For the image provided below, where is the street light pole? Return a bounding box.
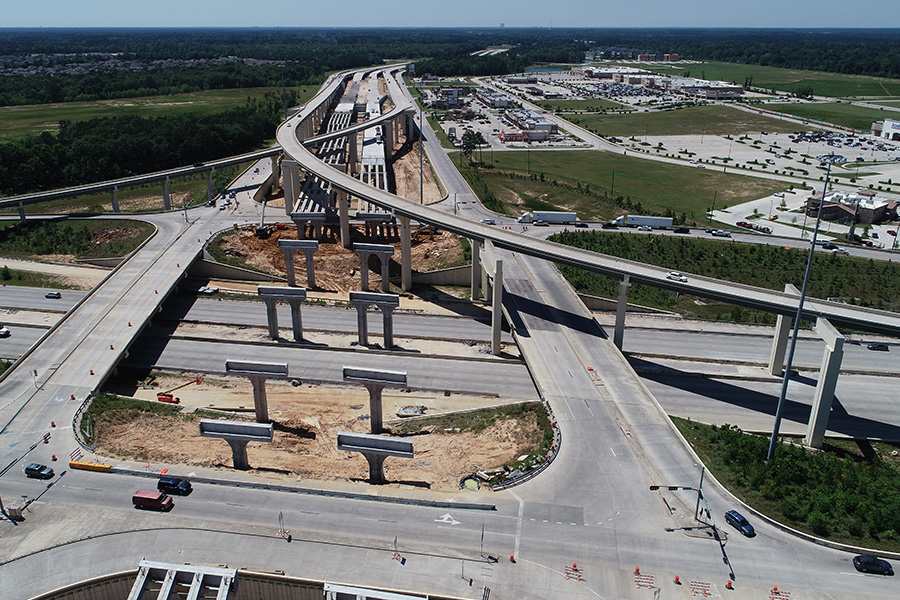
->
[419,106,424,205]
[766,153,836,463]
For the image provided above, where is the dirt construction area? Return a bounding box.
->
[101,374,543,493]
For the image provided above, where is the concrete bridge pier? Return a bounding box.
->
[342,367,408,434]
[162,177,172,211]
[225,360,289,423]
[18,201,26,223]
[769,284,800,375]
[363,453,388,484]
[470,239,482,301]
[613,276,631,350]
[348,134,359,175]
[338,189,351,248]
[805,318,845,448]
[270,155,281,191]
[258,286,307,342]
[282,160,301,216]
[349,291,400,349]
[111,185,120,213]
[278,239,319,288]
[205,169,215,204]
[398,216,412,291]
[491,259,503,356]
[353,243,394,292]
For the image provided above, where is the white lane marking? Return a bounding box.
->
[510,490,524,559]
[434,513,460,526]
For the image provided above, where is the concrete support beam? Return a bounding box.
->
[270,155,281,191]
[278,239,319,288]
[470,239,482,301]
[206,169,216,204]
[805,318,845,448]
[491,259,503,356]
[342,367,408,434]
[224,360,288,423]
[349,290,400,349]
[162,177,172,211]
[613,276,631,350]
[338,189,351,248]
[769,284,800,375]
[111,185,120,213]
[18,201,25,223]
[200,418,274,470]
[282,160,301,216]
[258,286,308,342]
[399,216,412,291]
[353,243,394,292]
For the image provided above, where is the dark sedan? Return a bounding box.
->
[24,463,55,479]
[853,555,893,575]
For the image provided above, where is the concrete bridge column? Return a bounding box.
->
[613,276,631,350]
[399,216,412,291]
[18,201,26,223]
[470,239,482,301]
[206,169,216,204]
[111,185,120,213]
[384,120,394,160]
[380,304,397,349]
[362,452,388,484]
[491,259,503,356]
[805,318,845,448]
[271,155,281,191]
[355,302,370,346]
[363,383,386,434]
[226,439,251,470]
[162,177,172,211]
[287,299,304,342]
[283,160,301,216]
[348,134,359,175]
[769,284,800,375]
[261,297,279,339]
[357,250,372,291]
[247,374,271,423]
[300,248,316,288]
[338,189,351,248]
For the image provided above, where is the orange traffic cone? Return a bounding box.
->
[674,575,681,585]
[726,580,733,590]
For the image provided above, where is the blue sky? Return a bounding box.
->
[6,1,900,28]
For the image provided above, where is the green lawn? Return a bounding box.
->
[566,105,800,137]
[764,102,892,131]
[459,150,786,223]
[637,61,900,99]
[535,98,623,112]
[0,86,319,142]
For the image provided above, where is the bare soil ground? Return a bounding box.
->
[215,226,465,294]
[100,374,538,492]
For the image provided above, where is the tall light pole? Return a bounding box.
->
[767,153,836,462]
[419,106,424,204]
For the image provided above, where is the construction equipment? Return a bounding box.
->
[156,375,204,404]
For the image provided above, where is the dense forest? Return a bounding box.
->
[2,28,899,106]
[0,91,292,195]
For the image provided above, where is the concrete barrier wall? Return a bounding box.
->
[410,265,470,286]
[28,571,136,600]
[189,258,286,283]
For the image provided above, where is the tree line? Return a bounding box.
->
[0,91,293,196]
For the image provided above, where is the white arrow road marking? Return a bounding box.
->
[434,513,460,525]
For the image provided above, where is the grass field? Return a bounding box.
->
[535,98,623,112]
[638,61,900,99]
[0,86,319,142]
[459,149,786,223]
[561,104,799,138]
[764,102,893,131]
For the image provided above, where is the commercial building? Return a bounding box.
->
[475,89,513,108]
[505,109,558,135]
[872,118,900,141]
[806,189,896,224]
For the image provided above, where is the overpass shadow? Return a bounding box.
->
[502,290,608,340]
[630,356,900,442]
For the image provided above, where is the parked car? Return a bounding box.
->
[24,463,54,479]
[0,324,10,338]
[666,271,688,283]
[853,555,893,575]
[724,510,755,537]
[867,343,889,352]
[44,291,62,299]
[157,476,192,496]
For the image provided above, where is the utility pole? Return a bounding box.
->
[419,106,424,204]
